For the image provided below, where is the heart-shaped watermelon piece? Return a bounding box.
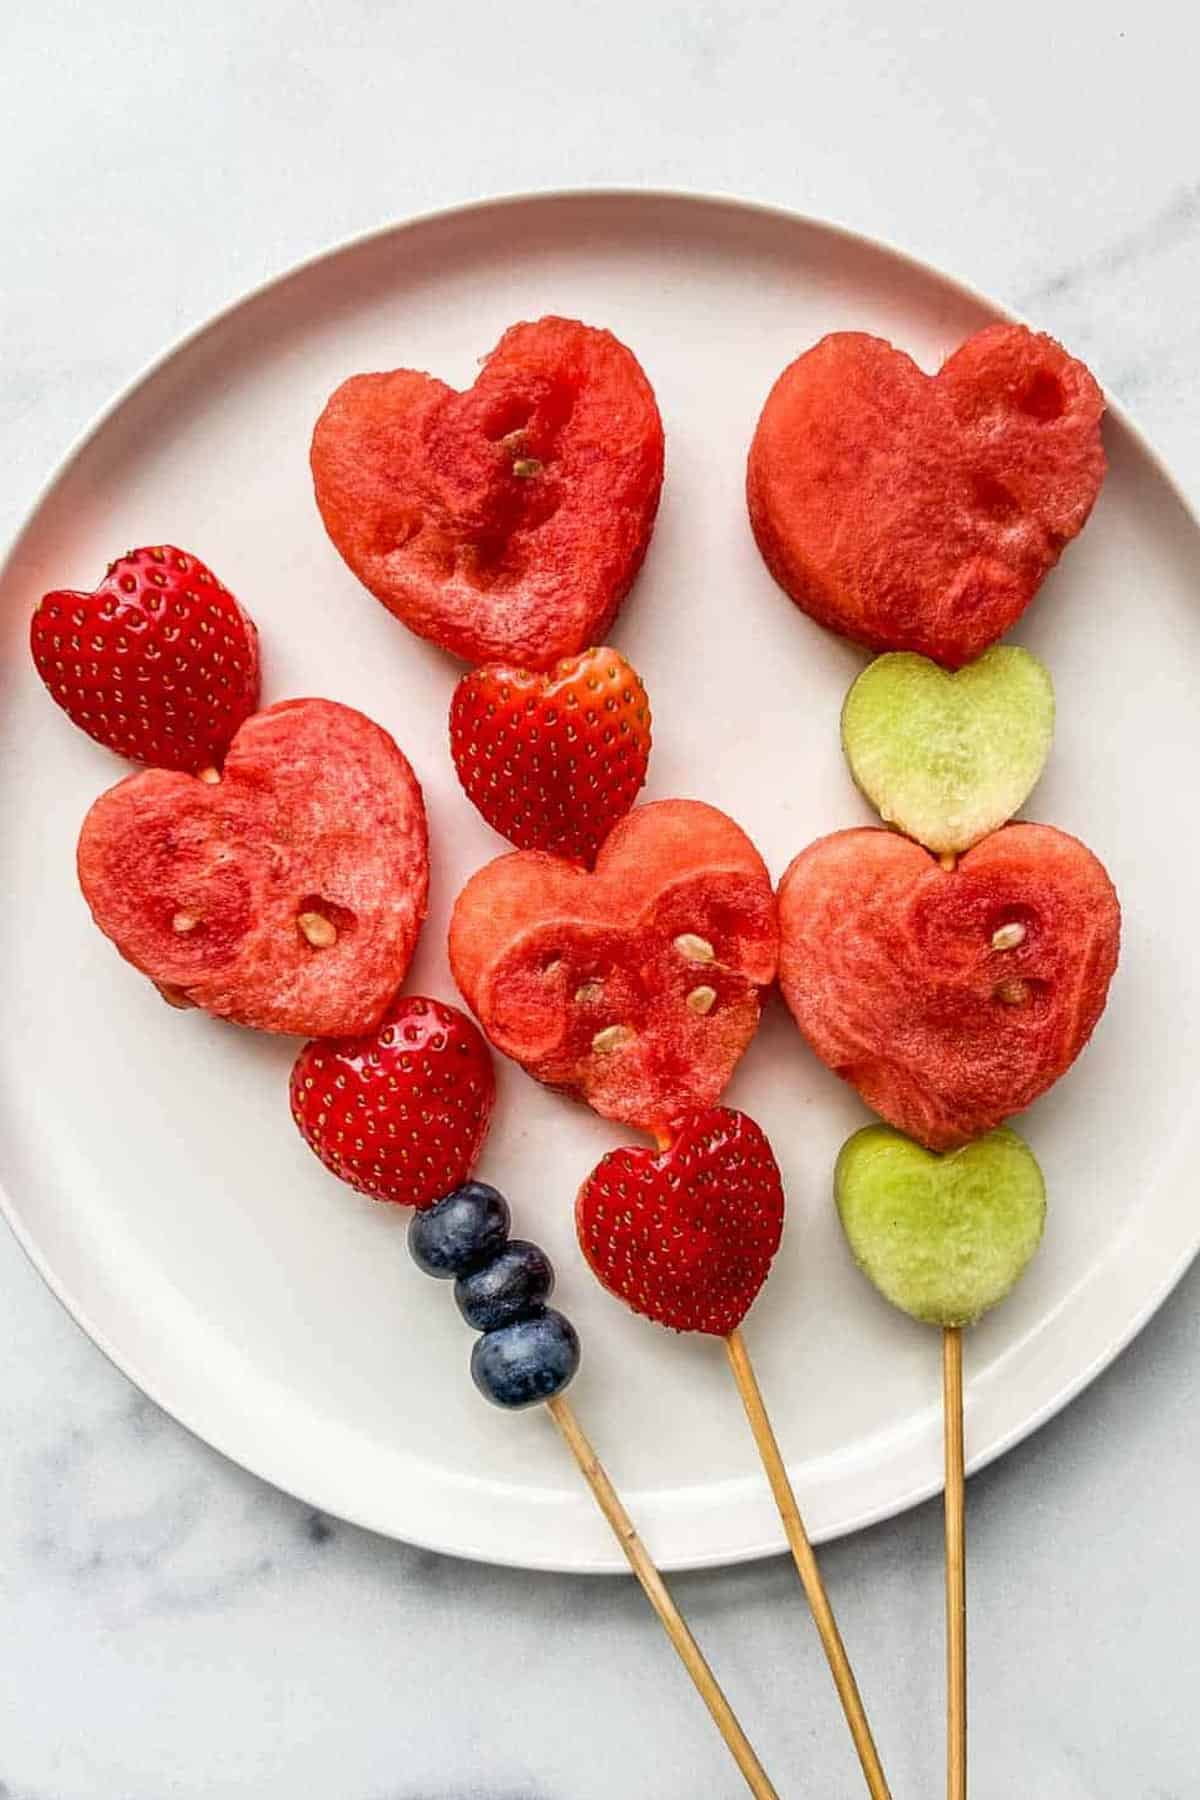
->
[311,315,665,670]
[77,698,428,1037]
[748,325,1106,668]
[577,1106,785,1335]
[778,823,1120,1150]
[448,799,778,1132]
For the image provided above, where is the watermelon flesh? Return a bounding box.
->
[311,315,665,670]
[747,324,1106,668]
[777,823,1120,1149]
[449,799,778,1133]
[77,698,429,1037]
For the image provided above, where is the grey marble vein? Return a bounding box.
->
[1019,179,1200,309]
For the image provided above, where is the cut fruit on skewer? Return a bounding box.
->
[449,798,778,1134]
[578,1105,892,1799]
[834,1126,1046,1327]
[290,1002,779,1800]
[449,645,652,868]
[747,323,1106,668]
[834,1122,1048,1799]
[311,315,665,670]
[777,822,1120,1151]
[77,698,429,1038]
[841,647,1055,856]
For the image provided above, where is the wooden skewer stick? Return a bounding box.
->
[724,1329,892,1800]
[943,1326,967,1800]
[545,1393,780,1800]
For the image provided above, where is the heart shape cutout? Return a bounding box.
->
[778,823,1120,1150]
[449,799,778,1132]
[77,698,428,1037]
[449,645,651,867]
[748,324,1106,668]
[841,646,1054,854]
[576,1107,785,1335]
[835,1125,1046,1327]
[311,315,665,670]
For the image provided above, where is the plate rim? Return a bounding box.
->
[2,184,1197,1573]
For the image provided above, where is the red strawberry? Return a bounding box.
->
[576,1107,784,1336]
[449,647,651,866]
[31,545,260,772]
[290,996,495,1208]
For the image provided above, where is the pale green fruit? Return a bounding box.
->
[834,1126,1046,1327]
[841,647,1055,854]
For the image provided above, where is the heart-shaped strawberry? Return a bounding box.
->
[748,325,1106,668]
[311,316,665,670]
[31,544,260,772]
[449,799,778,1132]
[449,646,651,866]
[77,698,428,1037]
[576,1107,785,1335]
[291,995,495,1208]
[841,646,1055,854]
[778,823,1120,1150]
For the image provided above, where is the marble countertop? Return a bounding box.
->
[3,3,1199,1795]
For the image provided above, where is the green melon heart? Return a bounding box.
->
[841,647,1054,854]
[834,1125,1046,1327]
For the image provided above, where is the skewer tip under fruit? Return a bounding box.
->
[289,995,777,1797]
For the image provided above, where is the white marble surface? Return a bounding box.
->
[2,2,1200,1794]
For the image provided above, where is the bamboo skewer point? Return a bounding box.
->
[545,1392,780,1800]
[724,1328,892,1800]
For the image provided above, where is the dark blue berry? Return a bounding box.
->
[407,1182,510,1279]
[455,1240,554,1331]
[470,1310,580,1409]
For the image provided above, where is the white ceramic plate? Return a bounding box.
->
[2,191,1197,1573]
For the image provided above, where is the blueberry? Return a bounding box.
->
[407,1182,510,1279]
[470,1310,580,1409]
[455,1240,554,1331]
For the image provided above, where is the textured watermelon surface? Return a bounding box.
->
[748,324,1106,667]
[311,315,665,669]
[77,698,428,1037]
[778,823,1120,1149]
[449,799,778,1133]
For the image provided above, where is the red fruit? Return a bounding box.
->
[576,1107,784,1335]
[449,799,778,1133]
[777,823,1120,1150]
[449,646,651,866]
[311,316,665,669]
[290,995,495,1208]
[748,325,1106,668]
[31,545,260,771]
[77,698,428,1037]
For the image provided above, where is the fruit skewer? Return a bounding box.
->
[578,1106,892,1800]
[292,999,780,1800]
[779,625,1120,1796]
[447,647,888,1794]
[835,1123,1047,1800]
